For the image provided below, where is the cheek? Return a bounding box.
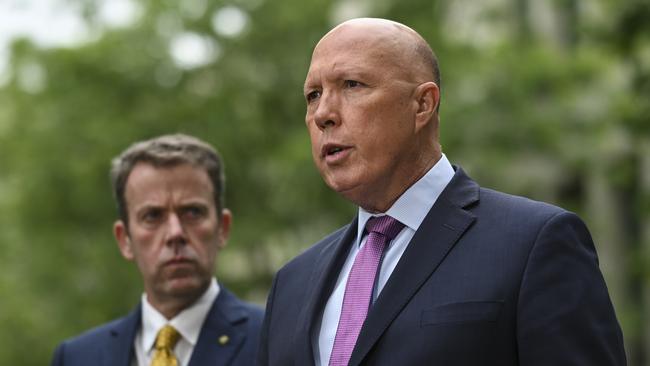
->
[129,231,157,257]
[134,247,160,276]
[193,225,222,252]
[307,128,320,152]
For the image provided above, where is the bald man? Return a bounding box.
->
[258,18,626,366]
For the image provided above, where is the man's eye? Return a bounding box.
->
[141,210,162,223]
[306,90,321,103]
[344,80,362,88]
[182,206,206,220]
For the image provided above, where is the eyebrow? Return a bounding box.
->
[134,202,163,211]
[303,81,317,93]
[178,201,210,209]
[304,68,375,92]
[303,73,321,91]
[132,204,163,219]
[134,198,209,210]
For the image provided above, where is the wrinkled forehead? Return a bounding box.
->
[306,27,409,81]
[307,19,422,81]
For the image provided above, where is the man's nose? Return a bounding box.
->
[313,91,341,131]
[165,213,187,245]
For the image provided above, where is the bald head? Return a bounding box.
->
[303,18,443,212]
[315,18,440,88]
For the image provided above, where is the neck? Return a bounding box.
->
[357,151,441,213]
[153,302,189,320]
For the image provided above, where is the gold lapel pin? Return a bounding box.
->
[218,334,230,346]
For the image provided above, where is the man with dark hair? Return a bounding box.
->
[52,134,263,366]
[258,18,626,365]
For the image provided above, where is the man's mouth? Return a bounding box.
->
[322,143,351,158]
[165,257,193,266]
[330,147,343,154]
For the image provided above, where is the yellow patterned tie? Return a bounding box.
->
[151,325,180,366]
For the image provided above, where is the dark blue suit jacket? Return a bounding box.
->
[258,167,626,365]
[52,287,263,366]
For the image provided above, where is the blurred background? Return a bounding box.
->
[0,0,648,364]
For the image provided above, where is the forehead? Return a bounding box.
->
[305,28,407,84]
[125,163,214,205]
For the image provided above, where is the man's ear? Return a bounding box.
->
[114,220,134,261]
[414,81,440,131]
[217,208,232,249]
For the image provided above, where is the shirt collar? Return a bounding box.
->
[141,278,220,353]
[356,153,455,245]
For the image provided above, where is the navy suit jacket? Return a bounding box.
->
[258,167,626,365]
[52,287,263,366]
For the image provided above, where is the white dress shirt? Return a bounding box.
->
[313,154,455,366]
[132,278,220,366]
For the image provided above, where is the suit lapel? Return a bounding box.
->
[349,167,479,366]
[292,220,359,366]
[106,306,141,366]
[188,288,249,366]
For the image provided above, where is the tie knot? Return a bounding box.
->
[155,325,180,350]
[365,216,405,241]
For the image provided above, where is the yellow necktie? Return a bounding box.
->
[151,325,180,366]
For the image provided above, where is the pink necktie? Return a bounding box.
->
[329,216,405,366]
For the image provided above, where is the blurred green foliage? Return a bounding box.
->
[0,0,649,364]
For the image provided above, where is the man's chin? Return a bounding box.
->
[323,173,358,194]
[164,277,209,298]
[326,178,366,204]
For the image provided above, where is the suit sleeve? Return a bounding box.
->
[50,342,65,366]
[516,211,626,365]
[257,271,279,366]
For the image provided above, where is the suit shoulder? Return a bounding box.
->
[478,187,567,219]
[216,286,264,330]
[51,314,134,365]
[243,299,265,317]
[472,187,594,248]
[239,298,265,325]
[59,316,126,348]
[238,299,264,349]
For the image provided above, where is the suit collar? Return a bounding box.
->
[104,287,251,366]
[292,221,359,366]
[188,287,250,366]
[141,279,220,352]
[106,306,141,366]
[356,153,456,243]
[349,166,479,365]
[440,166,480,209]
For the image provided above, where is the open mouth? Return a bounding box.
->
[328,147,344,155]
[322,144,350,158]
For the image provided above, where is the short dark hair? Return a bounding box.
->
[411,40,442,112]
[415,41,441,90]
[110,134,225,227]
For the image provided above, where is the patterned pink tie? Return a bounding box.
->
[329,215,405,366]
